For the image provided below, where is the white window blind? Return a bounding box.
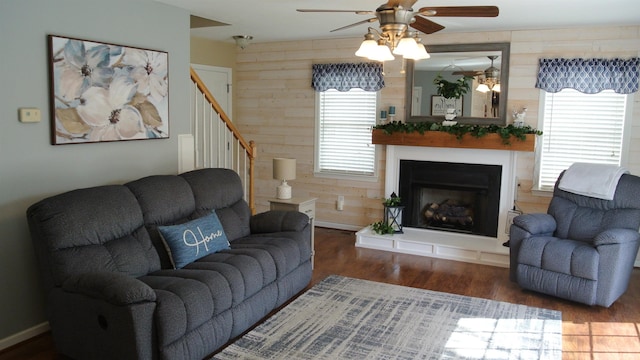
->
[316,89,377,177]
[536,89,627,190]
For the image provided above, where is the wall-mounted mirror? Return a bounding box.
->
[405,42,510,125]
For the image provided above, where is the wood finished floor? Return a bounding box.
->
[2,227,639,359]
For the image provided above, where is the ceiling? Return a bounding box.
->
[155,0,640,44]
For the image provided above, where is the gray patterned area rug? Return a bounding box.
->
[214,275,562,359]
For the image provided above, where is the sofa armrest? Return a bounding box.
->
[250,210,309,234]
[594,228,640,246]
[513,213,557,235]
[62,272,156,306]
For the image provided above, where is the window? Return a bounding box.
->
[315,89,378,178]
[534,89,629,191]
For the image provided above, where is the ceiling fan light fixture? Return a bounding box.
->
[403,36,430,60]
[355,32,378,58]
[476,83,491,93]
[492,83,501,92]
[232,35,253,50]
[369,39,395,62]
[392,34,417,55]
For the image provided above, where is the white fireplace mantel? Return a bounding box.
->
[356,145,518,267]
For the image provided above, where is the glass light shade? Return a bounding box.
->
[404,43,430,60]
[393,37,417,55]
[492,83,501,92]
[369,42,394,62]
[355,39,378,58]
[476,83,490,93]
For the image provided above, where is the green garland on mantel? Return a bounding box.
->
[373,121,543,145]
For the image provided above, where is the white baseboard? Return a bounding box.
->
[315,221,362,232]
[0,322,49,352]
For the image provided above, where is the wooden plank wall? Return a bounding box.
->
[234,25,640,228]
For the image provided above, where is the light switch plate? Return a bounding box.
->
[19,108,41,123]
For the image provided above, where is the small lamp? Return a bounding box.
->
[273,158,296,199]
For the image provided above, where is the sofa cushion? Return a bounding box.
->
[26,185,161,288]
[158,212,230,269]
[230,235,303,278]
[126,175,198,269]
[180,168,252,241]
[138,273,230,349]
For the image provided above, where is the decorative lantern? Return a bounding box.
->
[383,192,404,234]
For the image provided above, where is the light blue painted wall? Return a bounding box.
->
[0,0,190,340]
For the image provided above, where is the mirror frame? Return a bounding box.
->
[404,42,510,125]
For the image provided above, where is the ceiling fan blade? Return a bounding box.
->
[297,9,375,15]
[331,18,378,32]
[453,71,484,76]
[410,16,445,34]
[418,6,499,17]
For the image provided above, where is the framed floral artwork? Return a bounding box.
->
[48,35,169,144]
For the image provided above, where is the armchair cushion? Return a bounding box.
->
[158,211,230,269]
[519,237,599,280]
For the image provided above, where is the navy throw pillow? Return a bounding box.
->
[158,211,230,269]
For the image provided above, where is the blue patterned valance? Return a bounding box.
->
[312,62,385,92]
[535,58,640,94]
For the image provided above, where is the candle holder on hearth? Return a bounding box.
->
[383,192,404,234]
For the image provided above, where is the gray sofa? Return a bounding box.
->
[509,171,640,307]
[27,168,313,359]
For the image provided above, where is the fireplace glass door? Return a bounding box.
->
[399,160,501,237]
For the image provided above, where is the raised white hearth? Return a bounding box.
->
[356,226,509,267]
[356,144,518,268]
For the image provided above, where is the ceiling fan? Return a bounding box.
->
[453,56,501,78]
[451,55,501,92]
[297,1,499,36]
[297,1,499,61]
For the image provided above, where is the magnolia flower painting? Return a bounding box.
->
[48,35,169,144]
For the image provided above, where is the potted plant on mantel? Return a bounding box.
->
[433,74,474,125]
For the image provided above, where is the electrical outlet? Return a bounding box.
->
[505,209,522,234]
[337,195,344,211]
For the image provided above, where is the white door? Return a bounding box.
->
[411,87,422,116]
[190,64,233,168]
[191,64,232,117]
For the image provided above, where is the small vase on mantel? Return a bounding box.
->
[443,108,457,126]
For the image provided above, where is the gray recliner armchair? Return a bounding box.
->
[509,170,640,307]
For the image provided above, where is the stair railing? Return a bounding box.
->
[189,67,257,213]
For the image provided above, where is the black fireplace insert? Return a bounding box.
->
[399,160,501,237]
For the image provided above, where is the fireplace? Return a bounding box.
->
[356,144,516,267]
[399,160,501,237]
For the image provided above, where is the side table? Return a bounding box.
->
[268,197,317,268]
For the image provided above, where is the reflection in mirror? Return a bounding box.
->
[405,42,510,125]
